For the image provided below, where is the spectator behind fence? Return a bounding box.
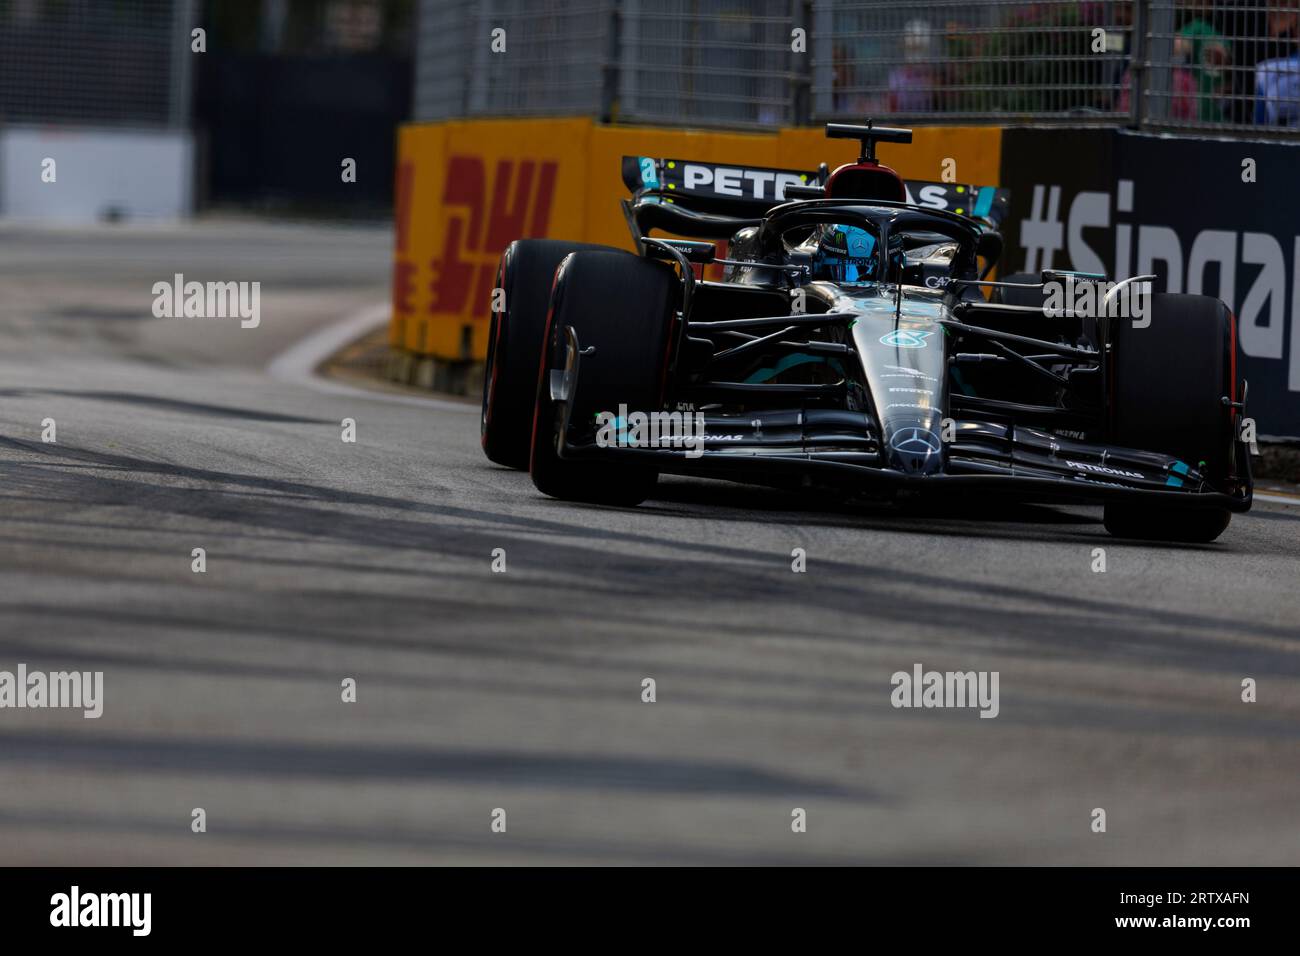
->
[1116,4,1227,122]
[1255,52,1300,124]
[1117,60,1200,120]
[1177,14,1231,121]
[887,20,937,114]
[1219,0,1300,123]
[1087,0,1134,113]
[1253,2,1300,124]
[832,42,875,117]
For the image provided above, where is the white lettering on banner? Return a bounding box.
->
[1020,178,1300,392]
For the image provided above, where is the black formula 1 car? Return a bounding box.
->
[481,123,1253,542]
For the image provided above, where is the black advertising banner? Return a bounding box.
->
[999,128,1300,439]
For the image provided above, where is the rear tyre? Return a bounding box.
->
[529,251,678,506]
[1103,292,1235,543]
[482,239,623,469]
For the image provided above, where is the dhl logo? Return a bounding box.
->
[392,155,558,322]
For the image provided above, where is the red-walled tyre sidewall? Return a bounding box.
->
[481,239,625,469]
[529,251,678,506]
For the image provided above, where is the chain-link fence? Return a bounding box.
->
[415,0,612,119]
[414,0,1300,134]
[0,0,194,127]
[1141,0,1300,130]
[813,0,1131,122]
[617,0,795,126]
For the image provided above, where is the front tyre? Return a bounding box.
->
[1102,505,1231,544]
[1103,293,1236,543]
[482,239,624,469]
[529,251,678,506]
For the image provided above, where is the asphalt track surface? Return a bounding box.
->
[1,222,1298,865]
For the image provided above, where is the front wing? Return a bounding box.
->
[551,400,1254,512]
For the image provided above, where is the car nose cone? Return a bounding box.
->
[888,425,944,474]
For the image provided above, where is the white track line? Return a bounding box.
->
[266,302,475,412]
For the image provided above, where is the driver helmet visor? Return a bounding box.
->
[812,224,879,283]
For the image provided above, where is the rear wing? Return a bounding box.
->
[621,155,1010,231]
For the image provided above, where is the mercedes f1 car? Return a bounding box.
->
[481,123,1252,542]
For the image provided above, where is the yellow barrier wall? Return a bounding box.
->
[390,118,1002,361]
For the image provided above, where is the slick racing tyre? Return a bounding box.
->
[529,250,677,506]
[482,239,624,469]
[1104,292,1235,543]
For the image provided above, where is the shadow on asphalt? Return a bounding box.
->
[2,437,1297,697]
[0,730,873,801]
[0,389,333,424]
[0,808,936,865]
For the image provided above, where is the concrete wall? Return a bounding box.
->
[0,126,194,223]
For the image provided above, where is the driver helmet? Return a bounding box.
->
[810,224,878,283]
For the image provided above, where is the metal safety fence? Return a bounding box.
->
[814,0,1131,122]
[414,0,1300,135]
[617,0,795,126]
[415,0,612,119]
[0,0,194,127]
[1142,0,1300,129]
